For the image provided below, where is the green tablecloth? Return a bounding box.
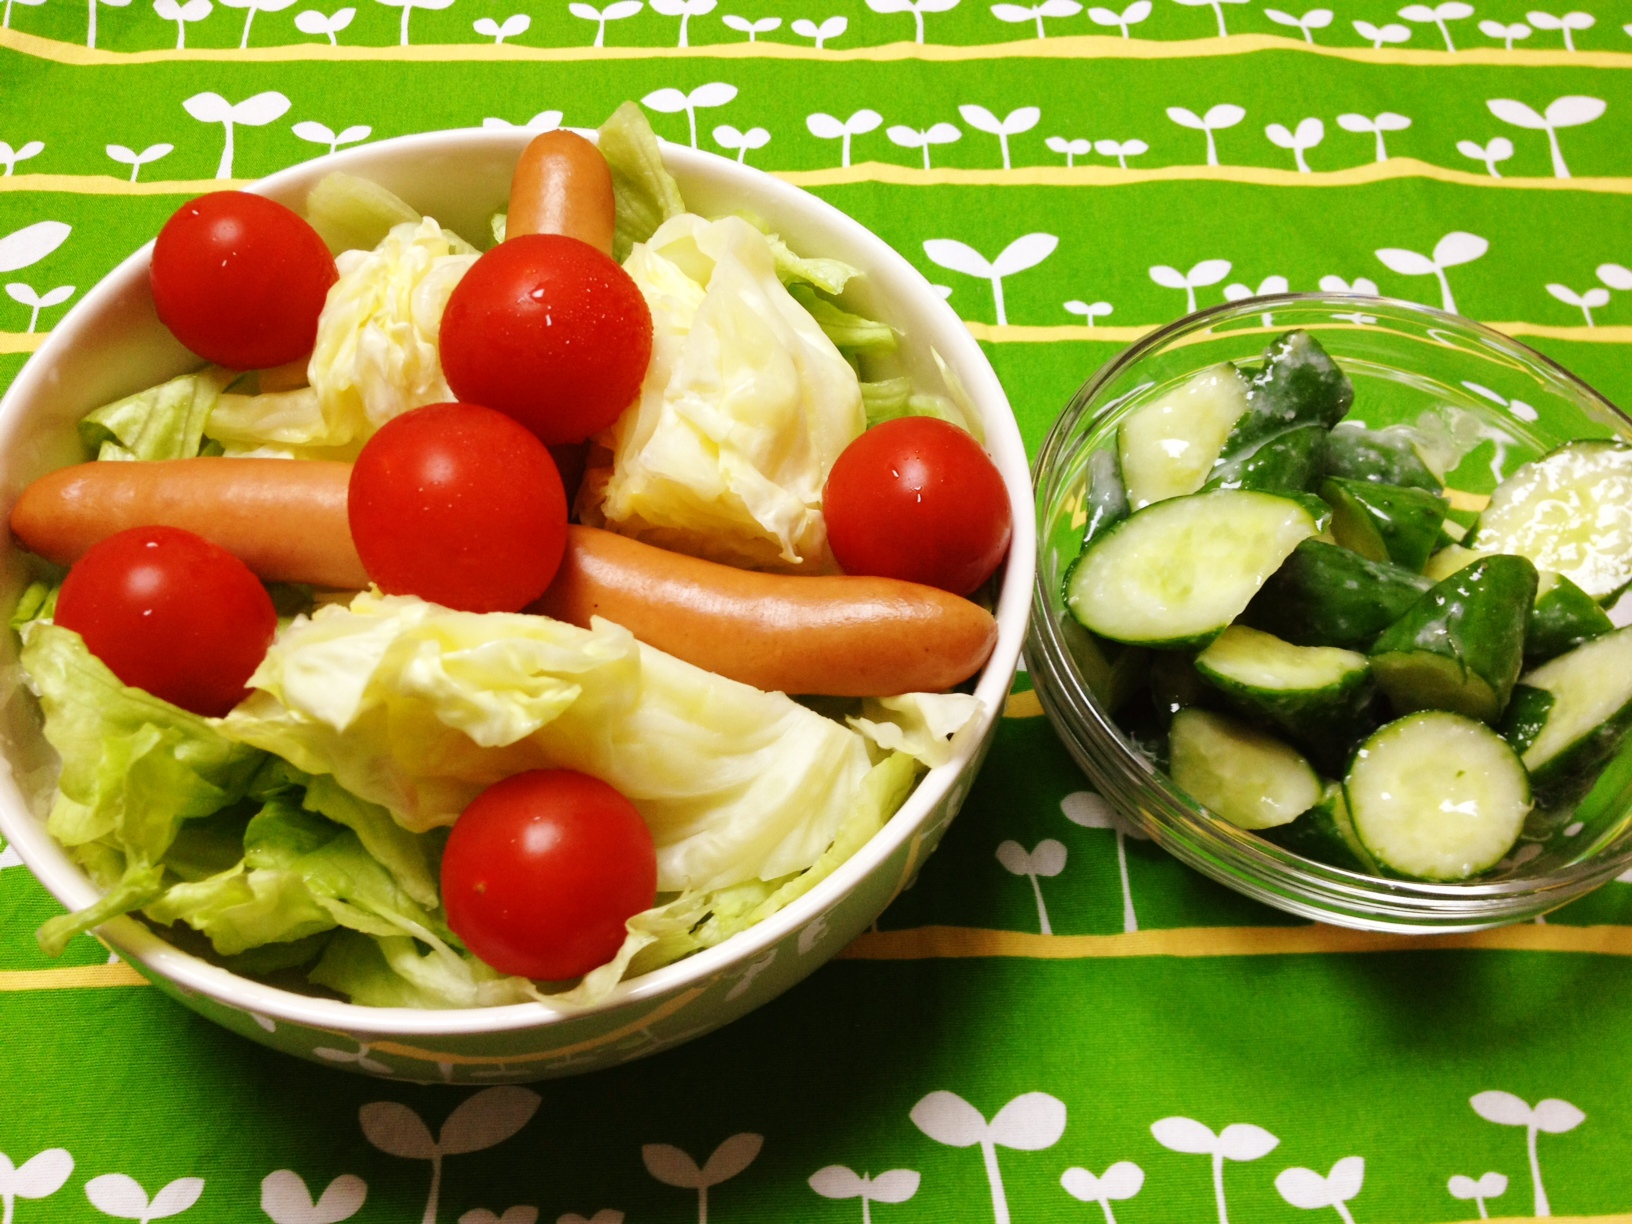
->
[4,8,1632,1222]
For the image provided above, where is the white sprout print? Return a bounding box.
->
[1167,104,1243,166]
[1398,1,1472,50]
[1061,790,1145,931]
[642,1134,762,1224]
[1150,1117,1279,1224]
[910,1091,1067,1224]
[1447,1172,1508,1219]
[1060,1163,1143,1224]
[184,90,292,179]
[1527,9,1593,50]
[1352,17,1408,45]
[1225,275,1288,325]
[556,1212,622,1224]
[106,142,172,180]
[889,122,961,168]
[808,1167,920,1223]
[1487,96,1605,179]
[959,104,1038,169]
[86,0,131,50]
[1266,117,1323,172]
[153,0,211,50]
[0,141,42,176]
[293,6,354,40]
[1336,111,1409,161]
[1172,0,1246,38]
[712,124,770,163]
[1319,274,1379,295]
[0,222,70,289]
[473,13,529,39]
[1275,1157,1365,1224]
[990,0,1079,37]
[807,109,882,166]
[1264,6,1330,42]
[293,120,370,155]
[6,283,73,331]
[1374,231,1487,313]
[1599,261,1632,296]
[85,1176,204,1224]
[1149,258,1231,313]
[458,1208,536,1224]
[722,12,778,38]
[0,1149,74,1224]
[1045,135,1092,166]
[1094,137,1146,167]
[1479,18,1530,47]
[649,0,713,43]
[923,232,1057,325]
[568,0,640,44]
[1546,281,1609,326]
[1065,298,1113,324]
[376,0,453,44]
[1086,0,1147,37]
[360,1088,541,1224]
[260,1171,367,1224]
[219,0,296,46]
[864,0,957,42]
[996,839,1066,934]
[790,14,845,43]
[1456,136,1513,177]
[1469,1091,1583,1218]
[724,949,775,1000]
[1,0,44,27]
[0,837,21,869]
[645,83,738,149]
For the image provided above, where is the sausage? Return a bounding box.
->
[506,131,616,255]
[9,458,368,590]
[531,525,999,696]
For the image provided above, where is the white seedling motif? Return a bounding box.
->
[1319,274,1379,295]
[890,123,961,169]
[1599,262,1632,295]
[1469,1091,1583,1218]
[1064,299,1112,324]
[1457,136,1513,177]
[791,14,845,44]
[1352,18,1408,45]
[375,0,453,46]
[990,0,1079,38]
[1266,117,1323,172]
[1275,1157,1365,1224]
[865,0,957,44]
[1149,258,1230,313]
[910,1091,1067,1224]
[712,124,770,163]
[1398,1,1472,50]
[0,221,70,275]
[6,283,73,332]
[1264,6,1329,43]
[1374,231,1487,313]
[184,90,291,179]
[1479,18,1530,47]
[0,1149,74,1224]
[86,0,131,49]
[0,838,21,869]
[1086,0,1147,37]
[646,83,738,149]
[1095,137,1146,167]
[1337,111,1409,161]
[959,104,1038,170]
[923,232,1057,325]
[808,1166,920,1223]
[807,109,882,166]
[294,6,354,41]
[85,1176,204,1224]
[1173,0,1246,38]
[1,0,44,28]
[1045,135,1092,166]
[642,1133,762,1224]
[482,111,562,131]
[1224,274,1288,325]
[293,120,370,155]
[106,142,173,181]
[1167,103,1243,166]
[0,141,43,176]
[153,0,211,50]
[1546,281,1609,326]
[725,949,775,999]
[996,839,1066,934]
[722,13,778,38]
[556,1212,622,1224]
[458,1208,536,1224]
[650,0,714,44]
[1527,9,1593,51]
[260,1171,367,1224]
[220,0,296,46]
[1447,1172,1507,1219]
[473,13,528,39]
[1487,96,1605,178]
[1150,1117,1279,1224]
[1061,790,1145,931]
[360,1087,541,1224]
[1060,1162,1143,1224]
[568,0,640,44]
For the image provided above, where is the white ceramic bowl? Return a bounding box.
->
[0,129,1034,1083]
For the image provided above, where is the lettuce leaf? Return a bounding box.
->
[304,171,422,255]
[788,284,898,354]
[79,368,234,462]
[599,101,686,263]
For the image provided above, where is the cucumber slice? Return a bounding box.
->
[1245,539,1434,649]
[1526,571,1615,665]
[1150,651,1211,725]
[1065,490,1320,648]
[1471,440,1632,601]
[1082,446,1130,549]
[1117,364,1250,509]
[1320,477,1449,572]
[1261,781,1379,873]
[1346,711,1531,880]
[1324,423,1443,492]
[1205,422,1328,498]
[1423,544,1488,583]
[1369,555,1537,723]
[1058,615,1151,715]
[1222,330,1354,455]
[1502,626,1632,787]
[1169,708,1322,830]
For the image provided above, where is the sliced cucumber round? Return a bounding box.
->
[1169,707,1322,830]
[1261,780,1378,873]
[1196,625,1369,712]
[1320,477,1449,573]
[1065,490,1319,648]
[1505,625,1632,786]
[1117,364,1250,510]
[1346,711,1531,881]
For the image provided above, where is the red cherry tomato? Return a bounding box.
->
[823,417,1012,596]
[54,526,277,718]
[441,769,658,981]
[348,401,568,613]
[149,191,337,370]
[439,234,653,446]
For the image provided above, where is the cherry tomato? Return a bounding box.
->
[54,526,277,717]
[348,401,568,613]
[439,234,653,446]
[150,191,337,371]
[441,769,658,981]
[823,417,1012,596]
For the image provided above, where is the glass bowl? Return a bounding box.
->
[1027,294,1632,932]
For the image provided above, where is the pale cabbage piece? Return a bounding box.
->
[580,213,865,572]
[204,386,366,461]
[849,692,986,770]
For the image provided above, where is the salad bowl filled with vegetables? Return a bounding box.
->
[0,106,1033,1080]
[1030,295,1632,931]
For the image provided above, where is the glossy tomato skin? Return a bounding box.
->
[149,191,337,370]
[824,417,1012,596]
[54,526,277,718]
[348,402,568,614]
[439,234,653,446]
[441,769,658,981]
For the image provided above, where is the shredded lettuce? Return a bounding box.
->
[599,101,686,263]
[788,284,898,354]
[78,369,234,462]
[305,171,422,256]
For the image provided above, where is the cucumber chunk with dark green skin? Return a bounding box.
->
[1117,364,1250,510]
[1320,477,1450,572]
[1205,422,1329,498]
[1501,626,1632,788]
[1261,781,1379,873]
[1323,424,1443,492]
[1169,707,1322,830]
[1150,651,1211,725]
[1525,571,1615,665]
[1346,710,1531,881]
[1082,446,1130,550]
[1219,331,1355,458]
[1368,554,1538,724]
[1243,539,1434,649]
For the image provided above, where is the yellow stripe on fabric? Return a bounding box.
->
[965,322,1632,345]
[0,174,247,195]
[838,923,1632,962]
[1477,1216,1632,1224]
[5,26,1632,66]
[0,333,48,354]
[0,962,148,990]
[1003,689,1044,719]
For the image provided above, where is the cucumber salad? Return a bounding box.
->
[1064,329,1632,882]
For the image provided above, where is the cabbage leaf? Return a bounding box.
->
[79,368,234,461]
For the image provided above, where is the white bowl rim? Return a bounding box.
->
[0,127,1036,1039]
